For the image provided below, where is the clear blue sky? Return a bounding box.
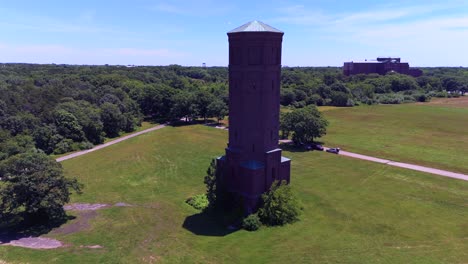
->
[1,0,467,66]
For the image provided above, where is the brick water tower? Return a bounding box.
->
[217,21,291,212]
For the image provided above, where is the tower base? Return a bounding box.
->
[217,148,290,213]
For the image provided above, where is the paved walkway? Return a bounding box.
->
[331,148,468,182]
[56,124,166,162]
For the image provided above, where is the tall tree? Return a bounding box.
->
[0,152,82,221]
[100,102,124,137]
[207,99,228,123]
[280,105,328,144]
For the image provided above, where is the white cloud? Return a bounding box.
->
[274,2,468,66]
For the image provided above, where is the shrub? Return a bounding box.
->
[204,159,218,208]
[432,91,448,98]
[186,194,209,210]
[78,141,94,150]
[242,213,262,231]
[53,138,74,154]
[376,93,404,104]
[413,93,430,102]
[258,180,302,226]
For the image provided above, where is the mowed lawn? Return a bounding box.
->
[321,102,468,174]
[1,125,467,263]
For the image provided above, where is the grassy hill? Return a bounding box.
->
[1,125,467,263]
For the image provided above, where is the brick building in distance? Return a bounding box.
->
[217,21,291,212]
[343,57,422,77]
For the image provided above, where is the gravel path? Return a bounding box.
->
[332,149,468,181]
[56,124,166,162]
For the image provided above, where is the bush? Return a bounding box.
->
[432,91,448,98]
[53,138,74,154]
[376,93,404,104]
[413,93,431,102]
[258,180,302,226]
[242,213,262,231]
[78,141,94,150]
[186,194,209,210]
[204,159,218,209]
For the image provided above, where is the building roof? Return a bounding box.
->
[228,20,283,33]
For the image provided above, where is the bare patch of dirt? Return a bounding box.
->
[79,244,104,249]
[5,237,63,249]
[114,202,133,207]
[0,202,136,250]
[51,211,98,235]
[64,203,110,211]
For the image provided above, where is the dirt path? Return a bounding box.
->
[332,149,468,181]
[56,124,166,162]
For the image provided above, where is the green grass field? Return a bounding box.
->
[321,103,468,174]
[1,125,467,263]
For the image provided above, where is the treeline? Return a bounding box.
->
[280,67,468,108]
[1,63,467,158]
[0,64,228,156]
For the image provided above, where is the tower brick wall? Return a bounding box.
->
[217,21,291,212]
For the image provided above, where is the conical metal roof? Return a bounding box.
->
[228,20,283,33]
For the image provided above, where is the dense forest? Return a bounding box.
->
[0,63,467,157]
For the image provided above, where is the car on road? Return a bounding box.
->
[326,147,340,154]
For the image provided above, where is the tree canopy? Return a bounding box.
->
[0,152,82,222]
[280,105,328,144]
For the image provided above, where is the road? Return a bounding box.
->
[56,124,166,162]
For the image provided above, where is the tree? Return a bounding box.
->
[203,159,218,209]
[0,134,36,160]
[33,125,57,154]
[330,91,353,106]
[258,180,302,226]
[207,99,228,123]
[53,109,85,142]
[194,90,215,122]
[171,91,197,122]
[137,84,176,120]
[280,105,328,144]
[0,152,82,221]
[280,89,296,106]
[100,102,124,137]
[56,100,104,144]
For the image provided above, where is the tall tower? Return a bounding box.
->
[217,21,291,212]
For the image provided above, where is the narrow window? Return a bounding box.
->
[252,144,255,152]
[271,80,274,91]
[272,168,275,179]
